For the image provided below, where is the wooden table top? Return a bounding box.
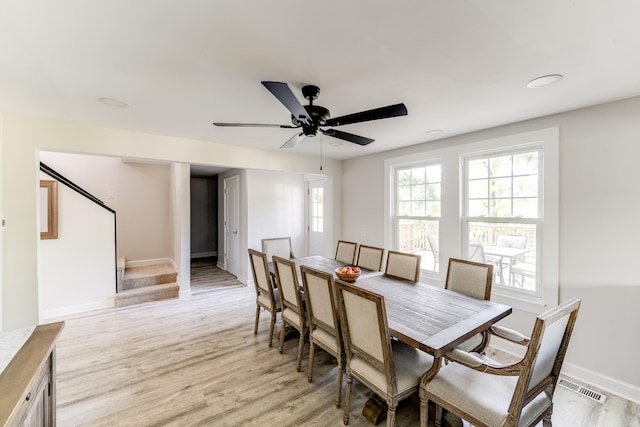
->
[270,255,382,281]
[340,274,512,358]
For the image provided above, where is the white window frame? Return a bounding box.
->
[462,146,543,300]
[385,127,558,313]
[392,161,442,273]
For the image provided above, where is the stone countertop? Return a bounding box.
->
[0,326,36,375]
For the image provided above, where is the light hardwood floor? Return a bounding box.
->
[53,285,639,426]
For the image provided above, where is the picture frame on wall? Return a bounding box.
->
[40,180,58,239]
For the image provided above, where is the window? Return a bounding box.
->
[463,149,541,296]
[310,186,323,232]
[385,127,558,313]
[393,163,441,272]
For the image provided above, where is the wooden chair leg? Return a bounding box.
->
[542,403,553,427]
[296,330,305,372]
[343,373,353,425]
[269,311,276,348]
[278,319,286,353]
[419,389,427,427]
[307,342,316,383]
[386,404,397,427]
[335,356,343,408]
[254,305,260,335]
[435,404,443,427]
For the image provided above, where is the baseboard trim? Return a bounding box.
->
[561,362,640,405]
[191,251,217,259]
[493,341,640,405]
[41,297,115,321]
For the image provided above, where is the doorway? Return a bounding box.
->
[307,179,324,256]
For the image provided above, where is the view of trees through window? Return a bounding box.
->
[395,163,441,271]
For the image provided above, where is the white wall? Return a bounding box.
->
[38,172,115,318]
[247,169,306,256]
[341,96,640,402]
[39,152,172,261]
[0,113,342,329]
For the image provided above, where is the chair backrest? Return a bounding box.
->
[356,245,385,271]
[335,240,358,264]
[335,281,394,390]
[467,242,486,263]
[496,234,527,249]
[248,248,276,304]
[272,256,304,316]
[385,250,421,281]
[445,258,493,300]
[262,237,293,263]
[508,298,581,421]
[300,265,341,345]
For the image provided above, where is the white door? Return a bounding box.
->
[224,175,240,276]
[307,180,324,256]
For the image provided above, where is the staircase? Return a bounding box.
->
[115,258,179,307]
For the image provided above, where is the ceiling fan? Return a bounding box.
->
[213,81,408,148]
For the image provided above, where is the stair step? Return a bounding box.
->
[115,282,179,307]
[120,263,177,291]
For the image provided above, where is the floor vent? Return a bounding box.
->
[558,378,607,404]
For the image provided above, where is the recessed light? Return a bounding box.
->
[98,97,129,108]
[426,129,443,135]
[329,141,343,146]
[526,74,563,88]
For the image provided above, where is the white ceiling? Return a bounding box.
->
[2,1,640,160]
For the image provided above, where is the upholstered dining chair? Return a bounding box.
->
[445,258,494,353]
[335,281,434,427]
[248,249,281,347]
[421,297,581,427]
[262,237,294,288]
[384,250,421,282]
[262,237,294,263]
[335,240,358,264]
[273,255,308,372]
[355,244,385,271]
[300,265,345,408]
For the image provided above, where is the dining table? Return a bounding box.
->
[268,255,382,283]
[336,273,512,425]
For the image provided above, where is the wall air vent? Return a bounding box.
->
[558,378,607,404]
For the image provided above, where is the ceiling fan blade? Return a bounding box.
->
[321,128,374,146]
[213,122,298,128]
[261,81,311,124]
[324,103,408,127]
[280,132,306,149]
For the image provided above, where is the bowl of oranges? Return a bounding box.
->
[335,266,361,282]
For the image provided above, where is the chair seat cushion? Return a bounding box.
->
[257,289,280,311]
[424,361,551,426]
[282,308,303,328]
[351,341,433,396]
[311,327,338,354]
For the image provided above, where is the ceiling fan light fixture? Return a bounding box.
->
[526,74,563,88]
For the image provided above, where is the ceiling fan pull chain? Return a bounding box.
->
[320,134,323,171]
